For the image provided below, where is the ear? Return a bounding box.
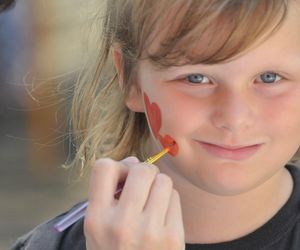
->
[112,47,144,113]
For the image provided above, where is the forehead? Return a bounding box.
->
[237,1,300,61]
[135,1,300,82]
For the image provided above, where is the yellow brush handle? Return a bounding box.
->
[144,147,170,164]
[53,147,171,233]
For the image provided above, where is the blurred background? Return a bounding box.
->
[0,1,95,248]
[3,1,300,250]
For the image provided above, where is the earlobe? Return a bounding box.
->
[112,46,144,113]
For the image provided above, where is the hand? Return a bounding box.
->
[84,157,185,250]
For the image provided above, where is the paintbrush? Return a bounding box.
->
[54,147,171,232]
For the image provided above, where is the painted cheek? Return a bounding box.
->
[144,93,179,156]
[144,93,161,138]
[159,134,179,156]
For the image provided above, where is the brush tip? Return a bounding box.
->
[164,139,178,156]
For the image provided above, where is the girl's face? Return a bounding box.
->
[131,5,300,195]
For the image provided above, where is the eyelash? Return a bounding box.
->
[182,72,284,85]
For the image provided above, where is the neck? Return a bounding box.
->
[159,163,293,244]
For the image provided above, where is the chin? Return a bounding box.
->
[188,163,268,197]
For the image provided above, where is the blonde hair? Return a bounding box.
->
[69,0,291,176]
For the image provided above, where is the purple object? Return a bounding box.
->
[54,148,170,232]
[54,184,124,232]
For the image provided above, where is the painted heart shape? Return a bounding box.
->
[159,134,179,156]
[144,93,161,138]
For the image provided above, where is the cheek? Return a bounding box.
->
[143,93,162,137]
[159,134,179,156]
[159,92,208,134]
[262,93,300,146]
[143,92,179,156]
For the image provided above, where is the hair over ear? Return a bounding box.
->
[112,47,144,113]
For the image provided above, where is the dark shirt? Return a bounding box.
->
[11,165,300,250]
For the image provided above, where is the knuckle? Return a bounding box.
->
[109,223,132,242]
[94,158,118,174]
[95,157,115,166]
[122,156,139,164]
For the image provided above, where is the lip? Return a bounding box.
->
[196,141,263,161]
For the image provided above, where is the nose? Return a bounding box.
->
[210,88,255,132]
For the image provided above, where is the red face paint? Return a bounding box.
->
[144,94,161,138]
[159,134,179,156]
[144,93,179,156]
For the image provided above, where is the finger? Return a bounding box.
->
[122,156,140,164]
[117,163,159,214]
[165,190,184,236]
[143,173,174,226]
[87,158,130,212]
[113,157,141,199]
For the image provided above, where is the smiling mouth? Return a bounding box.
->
[196,141,263,161]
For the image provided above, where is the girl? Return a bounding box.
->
[12,0,300,249]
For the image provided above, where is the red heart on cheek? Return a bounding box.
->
[144,93,162,138]
[159,134,179,156]
[144,93,179,157]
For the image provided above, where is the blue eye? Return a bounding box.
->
[257,72,282,84]
[186,74,209,84]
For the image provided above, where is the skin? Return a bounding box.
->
[143,93,179,156]
[85,1,300,248]
[85,41,185,250]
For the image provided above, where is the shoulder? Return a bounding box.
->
[287,164,300,186]
[10,202,86,250]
